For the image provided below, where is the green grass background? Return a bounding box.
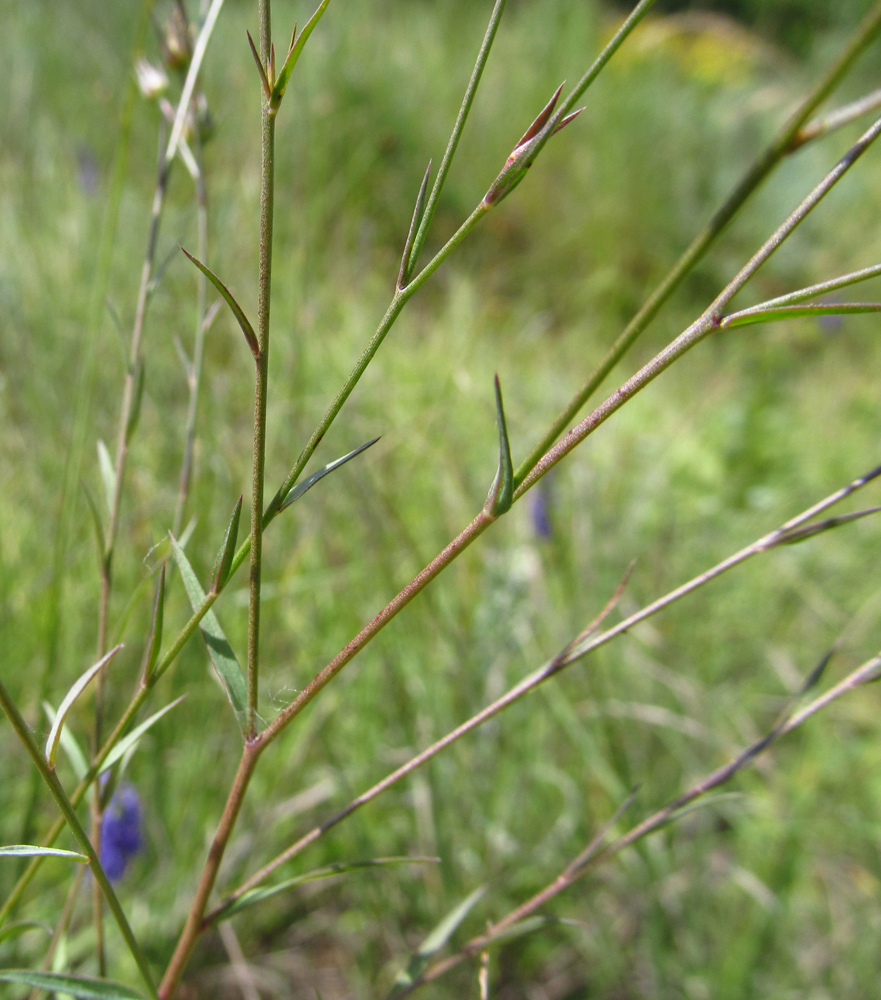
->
[3,1,881,997]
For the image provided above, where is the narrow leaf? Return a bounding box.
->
[125,358,145,444]
[45,646,123,768]
[772,505,881,546]
[218,857,437,922]
[211,495,243,594]
[170,535,248,734]
[484,915,561,947]
[0,846,88,862]
[82,480,106,563]
[42,702,88,780]
[142,564,166,685]
[722,303,881,329]
[99,696,186,775]
[279,437,380,512]
[390,886,485,995]
[0,922,52,945]
[736,260,881,311]
[552,106,585,135]
[180,247,260,359]
[271,0,332,107]
[801,648,836,696]
[246,30,271,99]
[0,970,145,1000]
[398,160,432,289]
[487,375,513,516]
[97,440,116,517]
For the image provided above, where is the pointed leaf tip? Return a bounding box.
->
[180,247,260,359]
[398,159,432,289]
[212,495,243,593]
[271,0,332,109]
[279,437,380,513]
[46,646,123,768]
[142,564,165,685]
[487,375,514,516]
[246,30,271,100]
[170,535,248,734]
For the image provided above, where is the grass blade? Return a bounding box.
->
[180,247,259,359]
[99,696,186,775]
[0,846,87,862]
[42,702,89,780]
[142,564,166,685]
[45,646,123,769]
[398,160,432,289]
[217,857,437,922]
[0,922,52,945]
[97,439,116,518]
[171,535,248,734]
[389,886,485,996]
[0,970,144,1000]
[278,438,379,513]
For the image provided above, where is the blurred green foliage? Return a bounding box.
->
[2,1,881,997]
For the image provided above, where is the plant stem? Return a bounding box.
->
[158,744,261,999]
[513,0,881,486]
[247,5,275,739]
[0,681,159,1000]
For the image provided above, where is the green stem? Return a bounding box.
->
[0,680,159,1000]
[513,0,881,486]
[406,0,508,278]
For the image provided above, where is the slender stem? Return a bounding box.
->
[0,681,159,1000]
[404,651,881,992]
[158,744,261,999]
[513,0,881,485]
[406,0,508,278]
[173,137,209,536]
[254,509,495,750]
[247,22,276,738]
[209,463,881,915]
[515,113,881,500]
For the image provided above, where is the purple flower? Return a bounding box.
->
[100,784,142,882]
[530,487,553,540]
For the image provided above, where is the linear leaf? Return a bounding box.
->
[0,970,144,1000]
[218,857,438,922]
[99,696,186,775]
[389,886,485,995]
[97,440,116,518]
[212,495,243,593]
[82,481,106,562]
[723,303,881,329]
[279,438,379,512]
[142,564,165,685]
[0,846,88,862]
[398,160,432,289]
[180,248,259,358]
[271,0,332,108]
[488,375,513,515]
[0,922,52,945]
[170,535,248,734]
[45,646,123,768]
[42,702,88,780]
[737,261,881,311]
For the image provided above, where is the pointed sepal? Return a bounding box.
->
[486,375,514,517]
[211,495,243,594]
[180,247,260,359]
[398,160,432,290]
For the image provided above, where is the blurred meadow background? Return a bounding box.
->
[3,0,881,997]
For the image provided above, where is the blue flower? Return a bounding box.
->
[99,784,142,882]
[530,486,553,540]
